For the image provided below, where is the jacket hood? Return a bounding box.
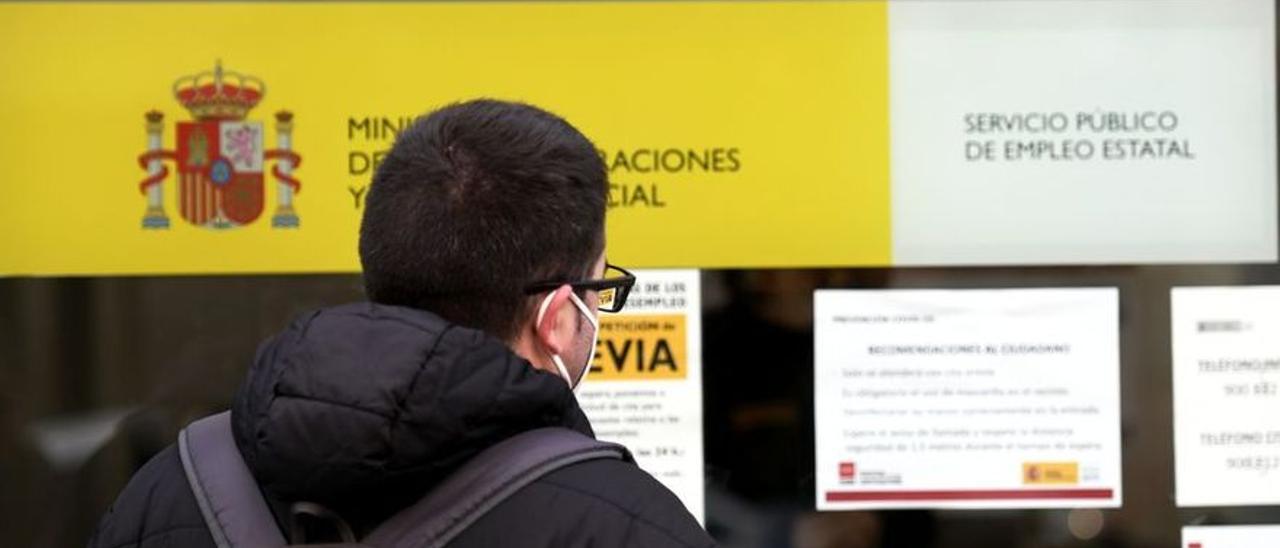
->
[231,302,592,511]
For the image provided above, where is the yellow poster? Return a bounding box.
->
[0,2,889,276]
[592,314,689,381]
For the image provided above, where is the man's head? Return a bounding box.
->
[359,99,608,381]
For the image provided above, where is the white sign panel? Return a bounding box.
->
[578,269,705,522]
[890,0,1277,265]
[1183,525,1280,548]
[1172,286,1280,507]
[815,288,1122,510]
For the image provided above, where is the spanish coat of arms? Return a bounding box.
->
[137,61,301,229]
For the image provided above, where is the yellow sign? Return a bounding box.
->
[0,2,889,276]
[1022,462,1080,485]
[591,314,688,380]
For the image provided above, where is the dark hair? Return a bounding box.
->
[359,99,608,341]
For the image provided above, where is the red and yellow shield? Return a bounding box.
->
[176,121,265,228]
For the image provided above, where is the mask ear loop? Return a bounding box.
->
[566,291,600,330]
[535,290,556,327]
[535,291,576,387]
[564,292,600,389]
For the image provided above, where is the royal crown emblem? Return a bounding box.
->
[137,61,302,229]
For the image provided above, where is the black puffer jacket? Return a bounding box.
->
[89,303,714,548]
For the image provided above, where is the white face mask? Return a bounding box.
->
[535,290,600,390]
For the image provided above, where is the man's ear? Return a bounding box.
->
[534,284,575,355]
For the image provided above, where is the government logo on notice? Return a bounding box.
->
[136,61,302,230]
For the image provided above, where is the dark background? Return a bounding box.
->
[3,265,1278,547]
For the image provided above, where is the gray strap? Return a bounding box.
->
[364,427,630,548]
[178,411,287,548]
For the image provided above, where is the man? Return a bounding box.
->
[90,99,715,547]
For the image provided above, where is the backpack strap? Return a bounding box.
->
[178,411,287,548]
[363,427,632,548]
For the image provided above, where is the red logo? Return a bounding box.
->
[137,61,301,230]
[839,461,857,484]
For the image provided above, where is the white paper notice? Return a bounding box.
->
[1172,286,1280,507]
[577,269,705,522]
[814,288,1122,510]
[1183,525,1280,548]
[890,0,1277,265]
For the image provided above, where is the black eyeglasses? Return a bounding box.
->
[524,263,637,313]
